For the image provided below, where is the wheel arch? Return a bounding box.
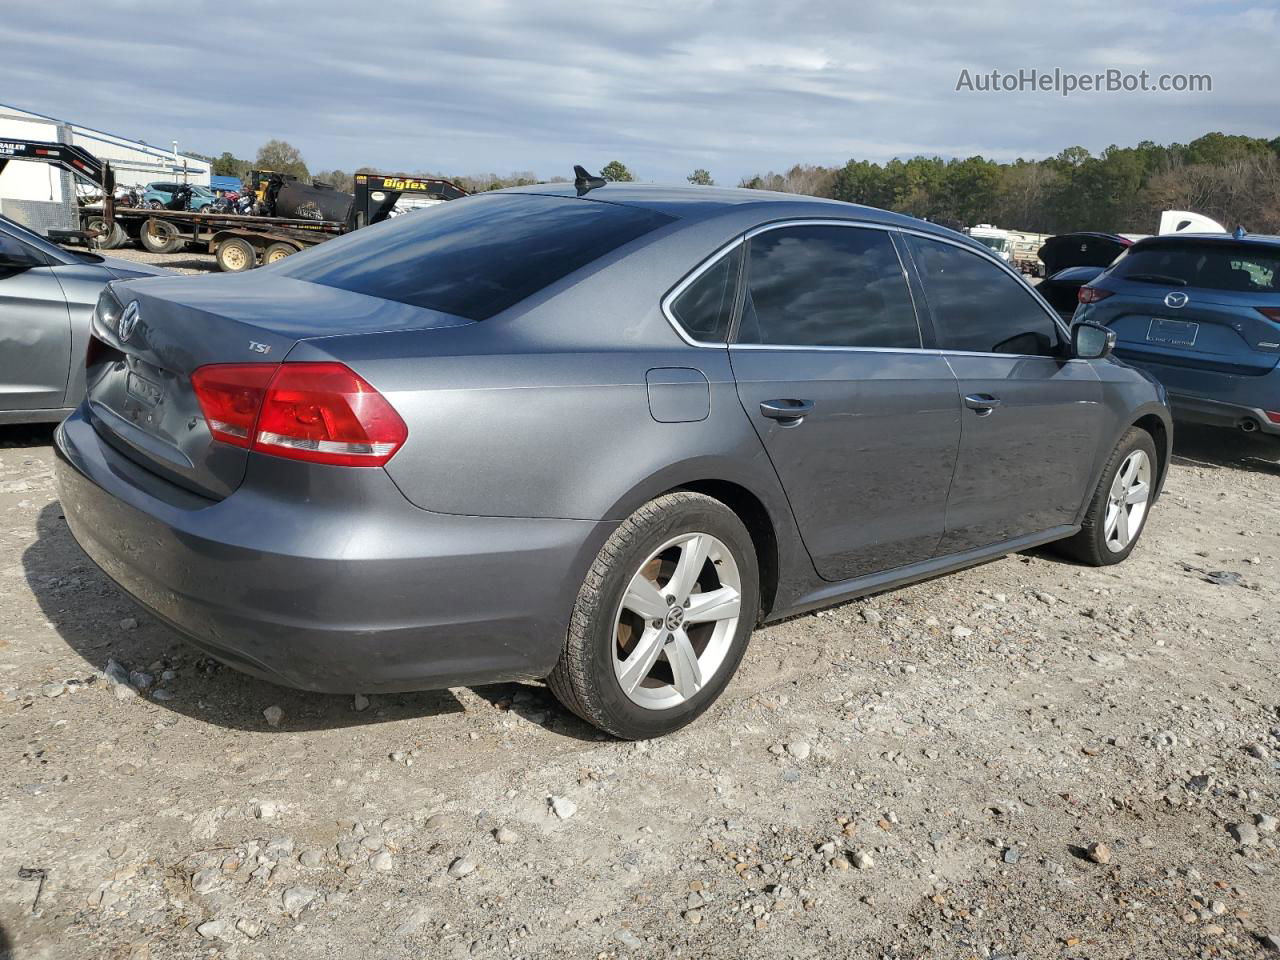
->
[672,479,781,619]
[1132,411,1170,493]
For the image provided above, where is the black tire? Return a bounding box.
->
[139,218,181,254]
[85,217,125,250]
[263,242,295,264]
[216,237,257,273]
[547,492,760,739]
[1054,426,1158,566]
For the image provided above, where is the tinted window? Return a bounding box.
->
[908,236,1059,356]
[278,193,673,321]
[1109,241,1280,293]
[736,225,919,348]
[0,230,41,265]
[669,246,741,343]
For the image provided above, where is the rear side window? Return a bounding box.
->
[908,236,1060,356]
[669,246,741,343]
[1110,241,1280,293]
[736,225,920,348]
[277,193,674,320]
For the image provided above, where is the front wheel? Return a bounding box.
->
[1055,426,1157,566]
[548,492,759,739]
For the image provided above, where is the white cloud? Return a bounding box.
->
[1,0,1275,184]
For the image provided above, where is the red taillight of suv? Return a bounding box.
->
[191,362,408,467]
[1077,286,1113,305]
[1257,307,1280,323]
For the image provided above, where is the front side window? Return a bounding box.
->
[668,245,741,343]
[908,236,1060,356]
[736,224,920,348]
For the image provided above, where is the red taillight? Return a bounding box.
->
[1257,307,1280,323]
[1265,410,1280,425]
[190,362,407,467]
[191,364,275,449]
[1078,286,1113,305]
[253,363,408,466]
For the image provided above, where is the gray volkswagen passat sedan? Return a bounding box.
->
[54,182,1172,739]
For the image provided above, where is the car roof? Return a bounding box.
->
[496,181,979,248]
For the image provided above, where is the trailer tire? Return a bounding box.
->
[86,217,126,250]
[263,242,296,264]
[216,237,258,273]
[139,219,182,254]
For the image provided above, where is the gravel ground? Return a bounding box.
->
[1,419,1278,960]
[105,245,218,276]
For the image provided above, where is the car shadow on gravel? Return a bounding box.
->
[1171,423,1280,476]
[0,424,56,449]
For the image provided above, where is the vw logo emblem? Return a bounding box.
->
[664,606,685,631]
[118,301,140,341]
[1164,291,1189,309]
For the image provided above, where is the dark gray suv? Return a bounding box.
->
[54,183,1172,739]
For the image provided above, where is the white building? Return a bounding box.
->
[0,102,211,233]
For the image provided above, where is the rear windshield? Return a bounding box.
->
[277,192,674,320]
[1110,241,1280,293]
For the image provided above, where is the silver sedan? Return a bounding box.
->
[0,214,169,424]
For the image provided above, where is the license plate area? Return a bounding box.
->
[1146,317,1199,347]
[126,371,163,407]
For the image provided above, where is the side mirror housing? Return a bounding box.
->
[1072,321,1116,360]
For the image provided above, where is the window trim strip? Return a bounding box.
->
[661,216,1074,357]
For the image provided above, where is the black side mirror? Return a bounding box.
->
[1072,321,1116,360]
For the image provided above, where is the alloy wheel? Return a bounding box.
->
[1103,449,1151,552]
[612,532,742,710]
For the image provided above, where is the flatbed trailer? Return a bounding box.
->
[82,204,350,271]
[2,139,466,272]
[82,172,467,272]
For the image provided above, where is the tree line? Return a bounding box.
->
[740,132,1280,234]
[203,132,1280,235]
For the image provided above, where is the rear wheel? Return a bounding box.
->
[86,217,125,250]
[139,218,181,254]
[548,492,759,739]
[216,237,257,272]
[263,242,295,264]
[1055,426,1157,565]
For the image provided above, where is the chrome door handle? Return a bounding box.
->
[963,394,1002,415]
[759,399,814,424]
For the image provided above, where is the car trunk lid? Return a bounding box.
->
[85,272,471,500]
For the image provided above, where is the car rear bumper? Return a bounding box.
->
[54,407,613,693]
[1167,393,1280,436]
[1111,352,1280,436]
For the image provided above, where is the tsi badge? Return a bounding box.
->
[118,301,140,342]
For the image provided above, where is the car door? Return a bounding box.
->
[0,226,73,413]
[902,232,1104,554]
[728,221,962,581]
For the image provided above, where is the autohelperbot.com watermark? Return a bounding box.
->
[955,68,1212,97]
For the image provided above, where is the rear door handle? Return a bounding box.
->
[759,399,814,424]
[963,393,1002,415]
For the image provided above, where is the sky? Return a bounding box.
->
[2,0,1276,184]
